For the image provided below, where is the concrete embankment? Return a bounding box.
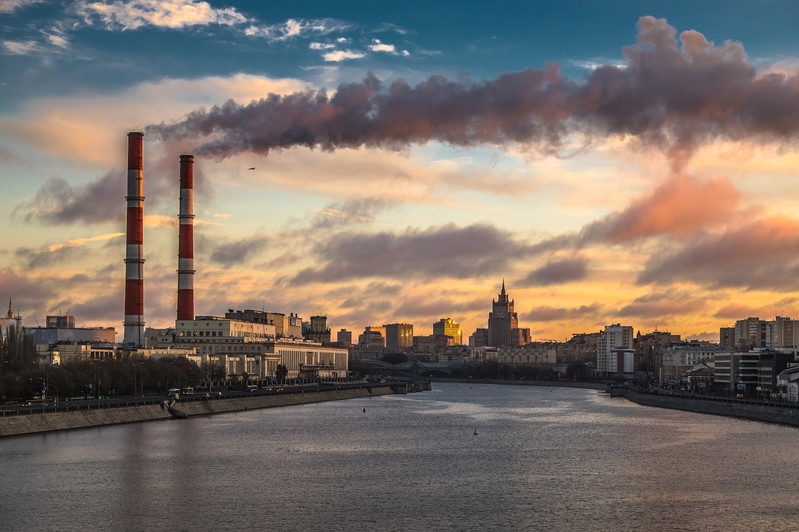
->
[623,388,799,428]
[0,385,395,438]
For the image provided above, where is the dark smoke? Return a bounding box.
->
[147,17,799,168]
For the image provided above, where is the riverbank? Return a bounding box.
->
[623,388,799,427]
[0,384,395,438]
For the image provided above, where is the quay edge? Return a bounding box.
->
[0,384,399,438]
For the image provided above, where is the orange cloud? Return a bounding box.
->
[599,174,741,242]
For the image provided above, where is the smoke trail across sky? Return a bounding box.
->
[148,16,799,170]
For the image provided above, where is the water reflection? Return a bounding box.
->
[1,383,797,531]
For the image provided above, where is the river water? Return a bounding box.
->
[1,382,797,531]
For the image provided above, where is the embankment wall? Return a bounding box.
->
[624,389,799,428]
[0,385,394,438]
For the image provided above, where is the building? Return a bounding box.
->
[776,366,799,402]
[757,351,795,395]
[146,315,346,382]
[719,327,735,349]
[26,314,116,347]
[0,298,22,338]
[305,315,331,344]
[596,324,633,374]
[714,352,760,395]
[224,309,303,339]
[384,323,413,350]
[336,329,353,346]
[487,281,530,347]
[48,343,116,364]
[734,317,767,349]
[635,330,681,376]
[767,316,799,348]
[469,328,488,348]
[413,334,454,353]
[660,343,725,385]
[560,333,601,364]
[607,348,635,375]
[358,326,386,349]
[496,342,557,368]
[433,318,462,345]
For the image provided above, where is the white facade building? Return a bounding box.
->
[496,343,557,367]
[597,324,633,374]
[661,344,727,384]
[145,317,347,382]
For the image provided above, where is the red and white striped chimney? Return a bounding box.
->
[177,154,195,321]
[123,132,145,346]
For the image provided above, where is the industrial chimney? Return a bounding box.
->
[123,132,145,346]
[177,154,195,321]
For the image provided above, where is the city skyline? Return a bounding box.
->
[1,1,799,342]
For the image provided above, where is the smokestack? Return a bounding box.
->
[177,154,195,321]
[123,132,145,346]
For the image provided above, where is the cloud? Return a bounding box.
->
[75,0,249,30]
[582,174,742,243]
[322,50,366,62]
[292,223,530,283]
[368,39,409,57]
[369,39,395,53]
[15,245,80,270]
[523,304,603,323]
[12,173,125,225]
[0,0,45,15]
[244,18,350,42]
[638,217,799,289]
[2,73,307,167]
[47,232,125,252]
[713,304,766,320]
[517,257,589,286]
[310,42,336,51]
[393,297,461,320]
[45,31,69,49]
[0,269,58,310]
[208,234,270,268]
[617,292,708,319]
[147,16,799,166]
[2,39,42,55]
[311,196,392,229]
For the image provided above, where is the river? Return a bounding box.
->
[1,382,796,531]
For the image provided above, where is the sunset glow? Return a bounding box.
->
[1,1,798,343]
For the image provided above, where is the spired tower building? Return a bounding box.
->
[488,280,519,347]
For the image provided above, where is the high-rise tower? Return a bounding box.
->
[123,132,145,346]
[487,280,519,347]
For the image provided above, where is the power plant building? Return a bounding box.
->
[146,316,347,381]
[27,314,116,346]
[112,133,347,383]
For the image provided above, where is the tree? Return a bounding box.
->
[275,364,288,383]
[566,361,591,381]
[1,325,37,372]
[381,352,409,365]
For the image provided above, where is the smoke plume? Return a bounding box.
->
[147,16,799,169]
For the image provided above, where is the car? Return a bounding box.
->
[736,393,744,398]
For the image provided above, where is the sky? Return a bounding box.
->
[1,0,799,343]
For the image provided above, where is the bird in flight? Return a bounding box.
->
[248,167,256,170]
